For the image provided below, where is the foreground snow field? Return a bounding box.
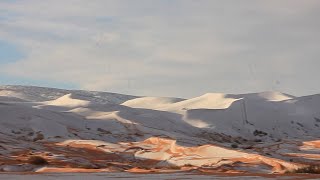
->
[0,85,320,177]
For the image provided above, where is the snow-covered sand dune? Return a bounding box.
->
[0,85,320,176]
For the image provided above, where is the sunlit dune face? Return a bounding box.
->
[27,137,304,174]
[1,135,320,178]
[302,140,320,149]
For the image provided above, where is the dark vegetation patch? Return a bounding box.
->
[254,139,262,143]
[33,132,44,141]
[253,130,268,137]
[287,165,320,174]
[314,117,320,123]
[28,156,48,165]
[296,122,304,127]
[231,144,238,148]
[97,128,111,134]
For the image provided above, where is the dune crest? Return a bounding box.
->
[46,93,91,107]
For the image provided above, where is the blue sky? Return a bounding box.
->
[0,40,24,63]
[0,40,77,89]
[0,0,320,97]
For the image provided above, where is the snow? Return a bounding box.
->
[0,85,319,142]
[0,85,319,174]
[163,93,240,111]
[122,96,185,109]
[46,93,91,107]
[0,85,138,104]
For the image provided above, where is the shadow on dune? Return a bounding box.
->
[36,101,205,146]
[2,94,320,173]
[185,96,320,141]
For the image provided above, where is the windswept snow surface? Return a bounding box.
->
[0,85,137,104]
[0,85,320,176]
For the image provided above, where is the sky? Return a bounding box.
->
[0,0,320,98]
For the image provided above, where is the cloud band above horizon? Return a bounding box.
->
[0,0,320,97]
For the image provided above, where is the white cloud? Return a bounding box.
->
[1,0,320,97]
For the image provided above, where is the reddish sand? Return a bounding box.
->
[303,140,320,148]
[1,137,319,177]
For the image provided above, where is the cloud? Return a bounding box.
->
[0,0,320,97]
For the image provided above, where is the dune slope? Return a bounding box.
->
[0,85,319,176]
